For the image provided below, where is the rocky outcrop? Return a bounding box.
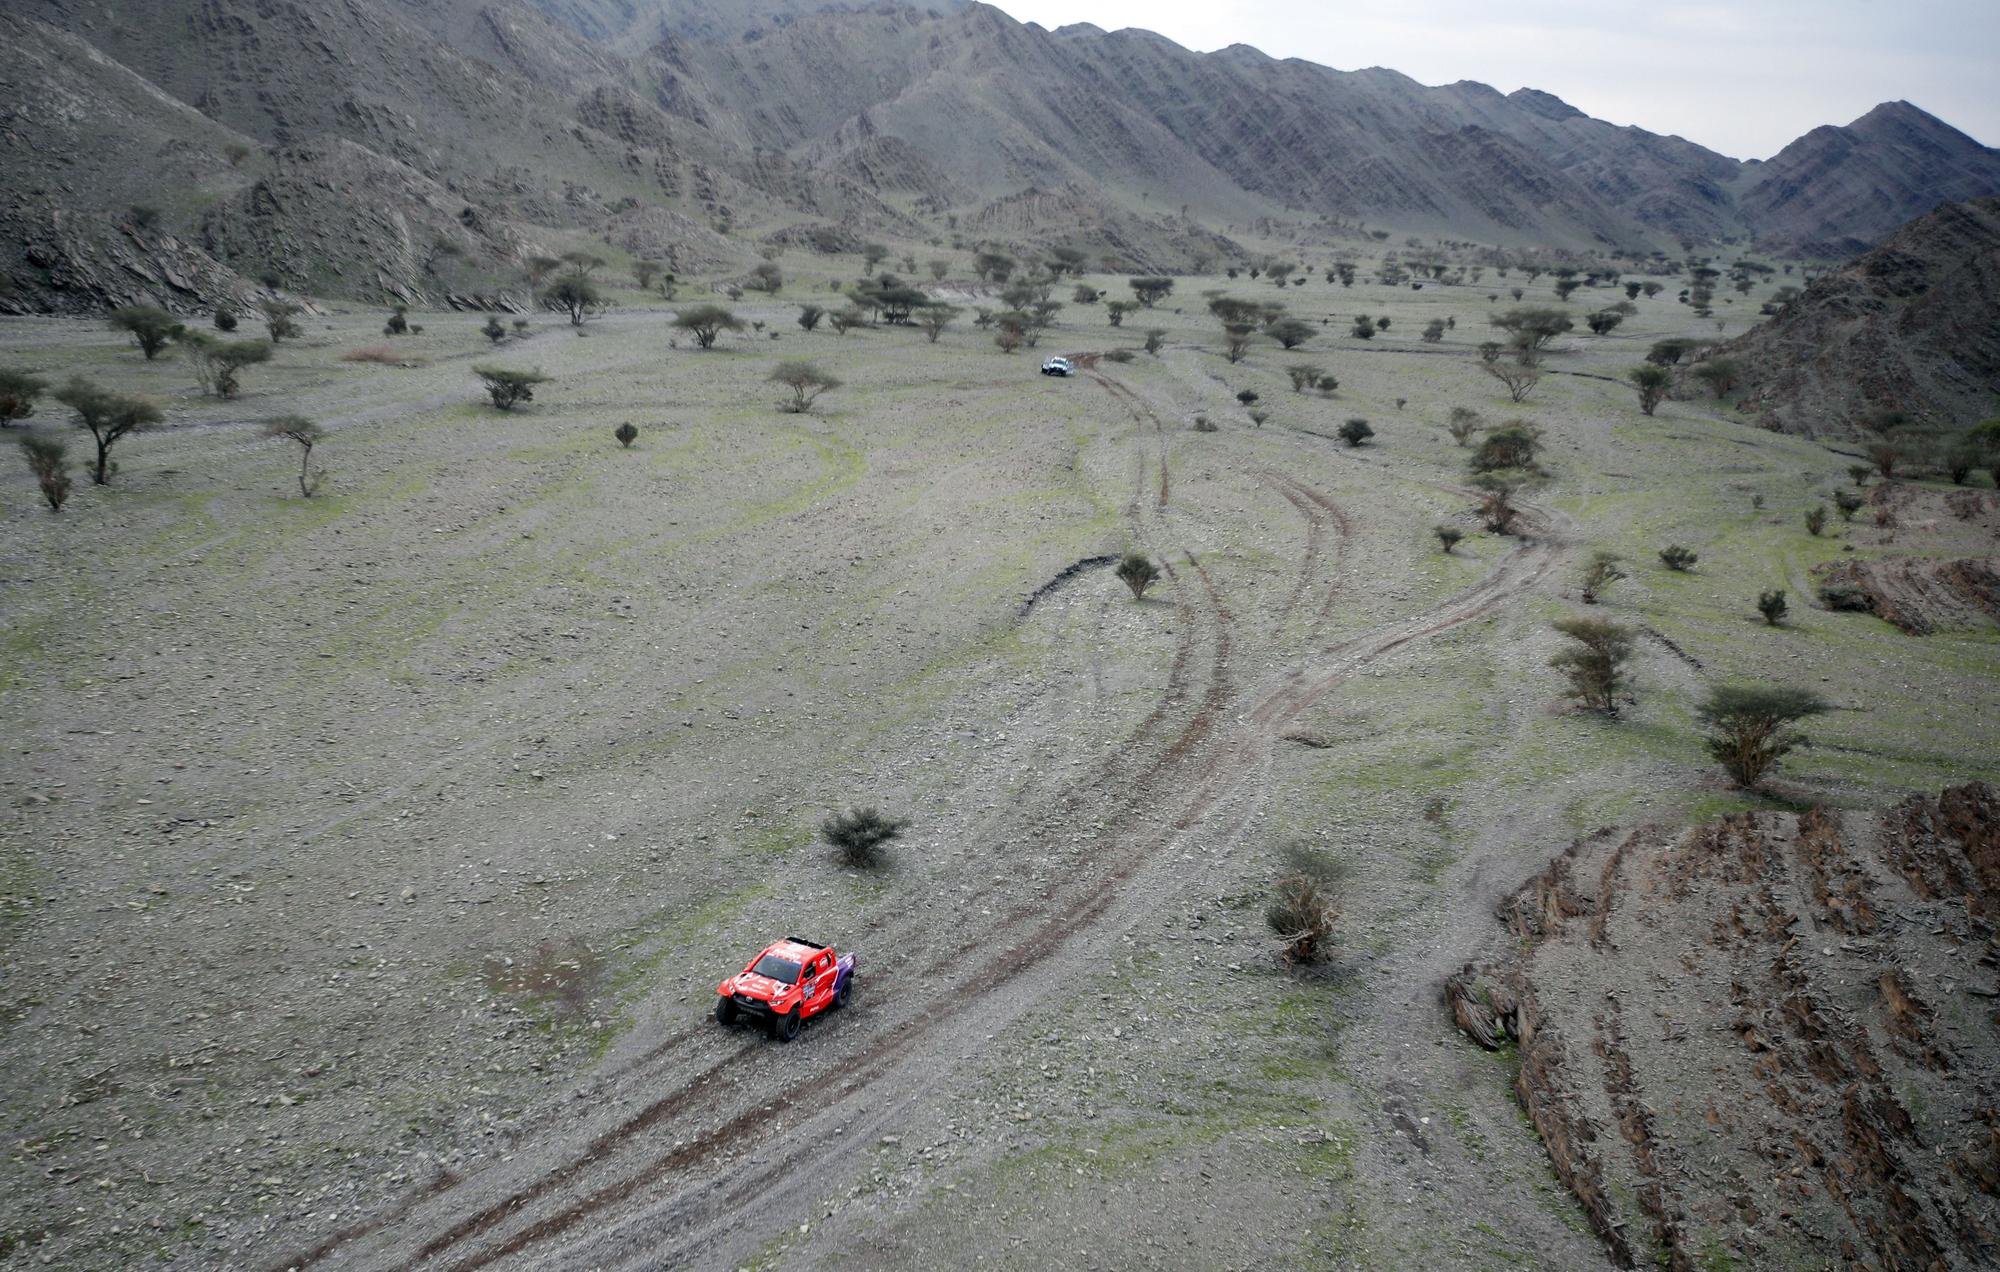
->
[1450,787,2000,1271]
[1722,196,2000,434]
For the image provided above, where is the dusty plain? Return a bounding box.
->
[3,256,1998,1270]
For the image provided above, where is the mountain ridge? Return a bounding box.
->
[4,0,1998,312]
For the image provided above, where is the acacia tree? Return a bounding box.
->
[264,414,325,496]
[108,306,184,360]
[473,365,551,410]
[542,274,606,326]
[1696,685,1826,788]
[1481,360,1541,403]
[0,370,48,428]
[916,302,960,343]
[1130,277,1174,308]
[769,360,841,413]
[797,304,824,333]
[1690,358,1739,399]
[1287,364,1325,394]
[210,340,273,399]
[1268,319,1315,349]
[1549,616,1634,715]
[862,243,890,271]
[1106,300,1136,327]
[633,260,664,291]
[259,299,304,343]
[55,378,162,483]
[1488,307,1572,364]
[672,305,744,349]
[748,262,783,294]
[1629,364,1671,415]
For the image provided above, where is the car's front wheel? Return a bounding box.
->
[714,996,738,1027]
[770,1008,801,1042]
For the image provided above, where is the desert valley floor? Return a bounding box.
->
[3,265,1998,1270]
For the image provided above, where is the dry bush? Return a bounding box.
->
[1266,844,1345,966]
[340,345,419,366]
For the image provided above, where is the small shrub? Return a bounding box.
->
[1103,348,1135,363]
[1265,844,1343,966]
[1628,364,1671,415]
[1578,551,1624,603]
[1434,525,1464,553]
[1658,544,1698,571]
[1338,418,1373,447]
[1804,505,1827,536]
[1248,409,1268,426]
[821,806,907,868]
[1192,414,1217,432]
[512,319,530,336]
[1116,551,1161,599]
[1696,685,1827,788]
[1757,589,1788,625]
[0,369,47,428]
[1235,389,1260,407]
[19,435,71,511]
[1470,423,1539,473]
[1833,489,1863,521]
[383,307,410,336]
[1143,329,1166,355]
[259,299,303,342]
[108,305,183,360]
[1476,480,1520,535]
[1445,406,1482,446]
[614,422,638,448]
[213,308,238,332]
[482,316,507,343]
[1846,465,1871,487]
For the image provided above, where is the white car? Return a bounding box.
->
[1040,356,1075,377]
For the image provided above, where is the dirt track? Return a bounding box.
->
[257,354,1570,1270]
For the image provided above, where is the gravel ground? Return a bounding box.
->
[2,265,1996,1270]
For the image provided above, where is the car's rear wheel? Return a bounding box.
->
[770,1008,801,1042]
[714,996,737,1027]
[834,974,853,1010]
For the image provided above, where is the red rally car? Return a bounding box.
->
[715,937,855,1041]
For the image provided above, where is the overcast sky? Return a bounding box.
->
[988,0,1999,159]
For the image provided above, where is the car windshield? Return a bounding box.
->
[750,955,801,984]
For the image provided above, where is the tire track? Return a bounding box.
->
[281,365,1564,1272]
[278,365,1233,1272]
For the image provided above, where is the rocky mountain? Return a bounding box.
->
[1723,195,2000,435]
[4,0,1997,313]
[1739,102,2000,258]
